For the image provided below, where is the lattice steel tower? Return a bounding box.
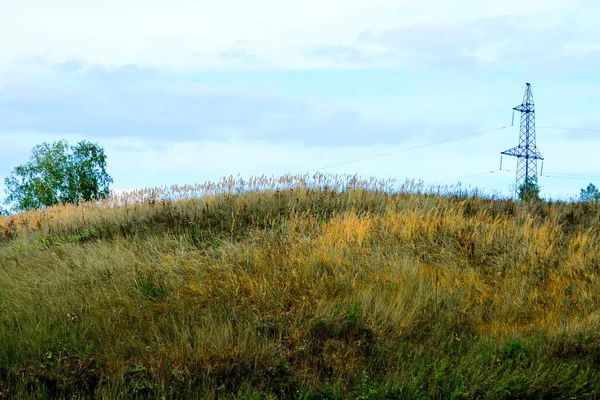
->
[501,83,544,190]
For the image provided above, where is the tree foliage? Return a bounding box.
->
[580,183,600,203]
[517,177,541,201]
[3,140,113,212]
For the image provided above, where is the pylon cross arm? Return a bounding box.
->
[501,146,544,160]
[513,105,533,112]
[501,147,527,158]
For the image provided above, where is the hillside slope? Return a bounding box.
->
[1,175,600,399]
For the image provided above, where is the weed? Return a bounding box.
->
[1,174,600,398]
[137,277,169,302]
[501,340,528,361]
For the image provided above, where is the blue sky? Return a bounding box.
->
[1,0,599,201]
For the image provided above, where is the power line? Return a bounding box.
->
[479,181,514,190]
[298,125,510,174]
[538,126,600,133]
[437,169,600,187]
[434,169,517,189]
[542,174,600,181]
[543,172,600,180]
[294,122,600,187]
[435,170,500,185]
[436,173,514,191]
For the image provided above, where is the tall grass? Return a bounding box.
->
[1,174,600,399]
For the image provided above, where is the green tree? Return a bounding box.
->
[3,140,113,212]
[580,183,600,203]
[517,177,541,201]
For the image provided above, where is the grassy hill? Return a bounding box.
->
[1,174,600,399]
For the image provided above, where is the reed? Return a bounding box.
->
[1,174,599,399]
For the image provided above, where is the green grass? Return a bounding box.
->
[1,174,600,399]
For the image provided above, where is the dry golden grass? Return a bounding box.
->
[1,174,600,399]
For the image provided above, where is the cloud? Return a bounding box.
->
[353,11,597,69]
[220,49,258,62]
[0,62,448,146]
[0,0,593,71]
[0,0,392,70]
[18,54,47,67]
[306,45,396,66]
[53,58,86,73]
[217,42,272,69]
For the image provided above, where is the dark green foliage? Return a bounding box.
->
[122,364,156,397]
[38,229,99,248]
[501,339,528,361]
[518,177,541,201]
[3,140,113,212]
[137,277,169,302]
[580,183,600,203]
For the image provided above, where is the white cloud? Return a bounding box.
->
[1,64,467,146]
[0,0,590,70]
[352,9,598,69]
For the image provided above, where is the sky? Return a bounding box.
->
[1,0,599,202]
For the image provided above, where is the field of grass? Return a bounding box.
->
[1,174,600,399]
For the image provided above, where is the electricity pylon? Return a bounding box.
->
[501,83,544,192]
